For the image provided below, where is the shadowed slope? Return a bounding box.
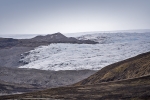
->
[0,80,42,96]
[0,68,96,88]
[74,51,150,85]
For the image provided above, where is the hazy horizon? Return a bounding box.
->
[0,29,150,39]
[0,0,150,35]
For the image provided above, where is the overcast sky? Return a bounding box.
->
[0,0,150,35]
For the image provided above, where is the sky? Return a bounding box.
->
[0,0,150,35]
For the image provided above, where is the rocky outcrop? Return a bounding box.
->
[0,32,97,49]
[31,32,97,44]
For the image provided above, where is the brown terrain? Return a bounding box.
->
[74,51,150,85]
[0,51,150,100]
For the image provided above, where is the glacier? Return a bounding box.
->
[19,33,150,71]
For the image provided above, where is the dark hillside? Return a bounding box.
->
[0,67,96,95]
[75,51,150,85]
[1,74,150,100]
[0,32,97,49]
[0,80,42,95]
[31,32,97,44]
[0,38,18,48]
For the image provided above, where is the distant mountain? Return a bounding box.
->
[32,32,68,41]
[31,32,97,44]
[0,32,97,49]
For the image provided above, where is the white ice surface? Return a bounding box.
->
[19,33,150,71]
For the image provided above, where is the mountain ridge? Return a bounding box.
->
[31,32,97,44]
[0,32,97,49]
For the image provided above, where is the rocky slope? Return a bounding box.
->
[1,51,150,100]
[0,32,97,49]
[0,47,34,68]
[0,80,41,96]
[0,67,96,94]
[31,32,97,44]
[0,38,19,49]
[74,51,150,85]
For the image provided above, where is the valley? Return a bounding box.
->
[1,51,150,100]
[0,32,150,99]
